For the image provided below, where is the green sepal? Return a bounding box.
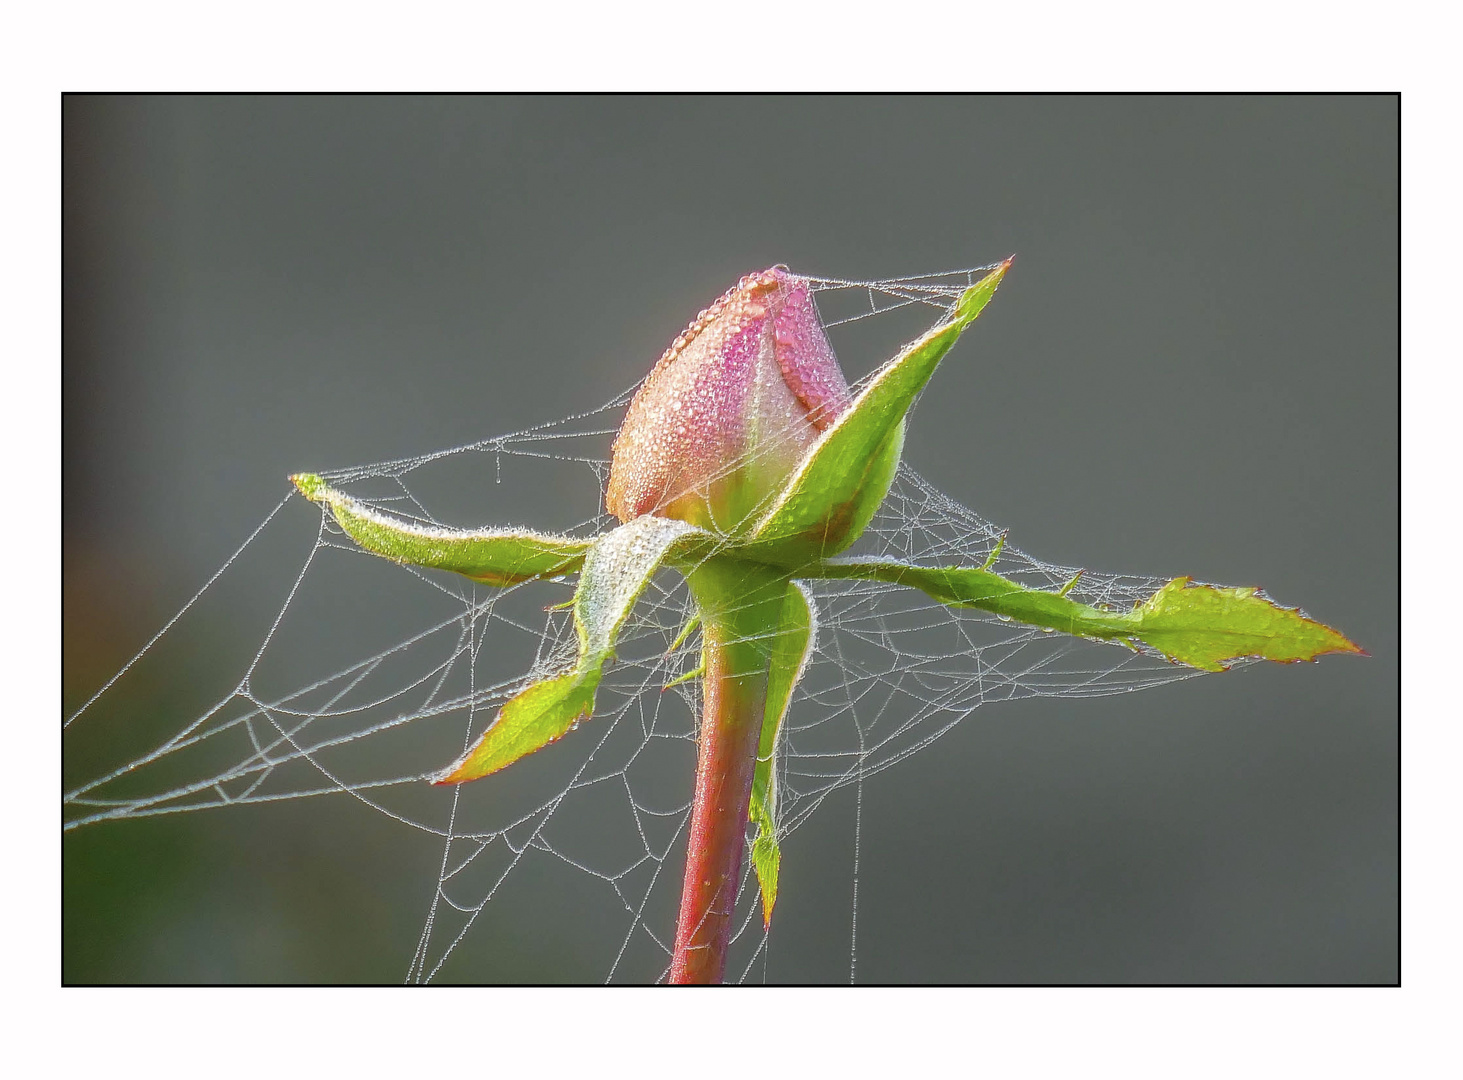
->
[291,472,591,586]
[750,833,781,935]
[434,672,598,784]
[743,260,1010,565]
[749,581,815,928]
[435,516,702,784]
[809,560,1362,672]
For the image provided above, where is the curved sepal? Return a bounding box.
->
[291,473,591,586]
[749,581,815,928]
[809,559,1362,672]
[743,260,1011,565]
[435,516,703,784]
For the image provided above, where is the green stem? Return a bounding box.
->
[669,558,788,985]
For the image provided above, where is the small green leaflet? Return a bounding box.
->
[745,260,1010,565]
[435,516,702,783]
[749,582,815,928]
[291,473,591,586]
[812,560,1362,671]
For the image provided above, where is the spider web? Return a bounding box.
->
[62,267,1219,983]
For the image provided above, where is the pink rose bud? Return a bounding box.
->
[606,267,852,533]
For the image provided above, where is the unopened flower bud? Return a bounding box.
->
[606,267,852,533]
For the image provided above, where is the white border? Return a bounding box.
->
[9,2,1451,1075]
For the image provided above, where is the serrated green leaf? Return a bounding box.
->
[748,581,815,927]
[435,516,702,784]
[809,560,1362,672]
[743,260,1011,565]
[1124,577,1365,672]
[291,472,591,586]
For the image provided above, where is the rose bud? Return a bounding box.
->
[605,267,852,534]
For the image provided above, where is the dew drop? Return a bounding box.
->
[996,614,1012,622]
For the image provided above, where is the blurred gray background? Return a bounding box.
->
[63,95,1397,984]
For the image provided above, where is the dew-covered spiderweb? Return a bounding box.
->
[63,266,1223,983]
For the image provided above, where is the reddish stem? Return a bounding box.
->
[669,560,784,985]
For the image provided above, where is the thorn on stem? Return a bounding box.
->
[662,665,705,692]
[981,531,1008,571]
